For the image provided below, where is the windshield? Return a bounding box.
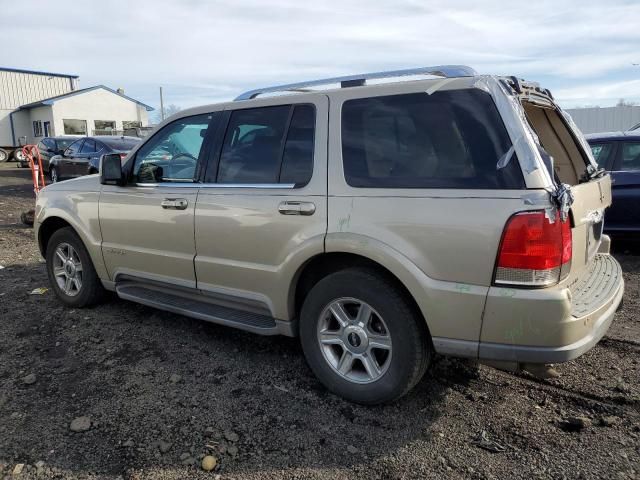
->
[100,137,141,151]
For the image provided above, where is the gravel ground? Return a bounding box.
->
[0,163,639,480]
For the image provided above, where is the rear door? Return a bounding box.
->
[608,140,640,231]
[59,139,83,177]
[193,95,328,321]
[75,139,98,176]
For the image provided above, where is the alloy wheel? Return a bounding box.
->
[317,297,392,384]
[52,243,83,297]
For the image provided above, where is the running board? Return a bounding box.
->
[116,283,281,335]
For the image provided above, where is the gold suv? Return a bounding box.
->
[34,66,624,404]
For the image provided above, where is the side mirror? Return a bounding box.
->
[100,153,125,186]
[63,148,72,157]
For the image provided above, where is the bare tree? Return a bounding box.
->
[153,104,182,123]
[616,98,638,107]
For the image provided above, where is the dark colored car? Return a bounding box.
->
[49,136,140,183]
[19,136,82,171]
[586,131,640,232]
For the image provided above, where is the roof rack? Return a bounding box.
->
[234,65,477,101]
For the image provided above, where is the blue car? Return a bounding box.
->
[587,132,640,232]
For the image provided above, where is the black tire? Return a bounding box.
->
[45,227,105,308]
[299,268,431,404]
[50,166,59,183]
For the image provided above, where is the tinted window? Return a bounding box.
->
[621,142,640,171]
[217,106,290,184]
[590,143,613,169]
[341,89,523,189]
[66,140,83,155]
[80,139,96,153]
[215,105,315,185]
[281,105,315,185]
[100,137,140,151]
[132,114,213,183]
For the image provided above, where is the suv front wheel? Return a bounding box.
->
[300,268,431,404]
[46,227,105,307]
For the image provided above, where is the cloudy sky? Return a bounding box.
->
[1,0,639,115]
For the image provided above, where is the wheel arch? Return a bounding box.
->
[291,250,431,341]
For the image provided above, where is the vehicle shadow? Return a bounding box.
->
[0,262,476,477]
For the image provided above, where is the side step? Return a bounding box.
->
[116,283,280,335]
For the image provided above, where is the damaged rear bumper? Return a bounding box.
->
[476,253,624,364]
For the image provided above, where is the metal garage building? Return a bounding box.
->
[565,105,640,135]
[0,67,153,161]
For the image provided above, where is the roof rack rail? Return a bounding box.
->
[234,64,477,101]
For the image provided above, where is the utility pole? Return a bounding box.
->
[159,86,165,121]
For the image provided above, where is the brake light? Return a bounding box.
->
[494,211,572,287]
[119,153,127,160]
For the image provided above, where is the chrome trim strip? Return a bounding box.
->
[135,182,296,189]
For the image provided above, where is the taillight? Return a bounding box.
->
[119,153,127,160]
[494,210,572,287]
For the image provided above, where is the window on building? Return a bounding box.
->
[33,121,43,137]
[94,120,116,132]
[215,104,315,185]
[123,121,142,129]
[341,89,524,189]
[63,119,87,135]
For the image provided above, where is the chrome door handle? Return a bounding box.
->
[278,201,316,216]
[161,198,188,210]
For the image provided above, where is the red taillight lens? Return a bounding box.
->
[119,153,127,159]
[495,211,572,287]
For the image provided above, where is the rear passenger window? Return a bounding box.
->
[590,143,613,169]
[621,142,640,171]
[341,89,524,189]
[216,104,315,185]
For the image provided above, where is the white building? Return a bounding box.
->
[0,67,153,161]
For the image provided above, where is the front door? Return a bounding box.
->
[100,112,218,287]
[194,96,328,320]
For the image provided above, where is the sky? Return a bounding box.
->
[1,0,639,116]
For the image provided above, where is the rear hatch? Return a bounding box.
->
[515,80,611,284]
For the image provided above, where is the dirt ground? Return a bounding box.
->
[0,162,638,480]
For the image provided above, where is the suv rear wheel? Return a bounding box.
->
[46,227,105,307]
[300,268,431,404]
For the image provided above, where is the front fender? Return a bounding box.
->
[36,190,107,280]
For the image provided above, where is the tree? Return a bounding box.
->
[616,98,638,107]
[153,104,182,123]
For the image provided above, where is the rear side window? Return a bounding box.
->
[589,143,613,169]
[621,142,640,171]
[80,139,96,153]
[341,89,524,189]
[215,104,315,185]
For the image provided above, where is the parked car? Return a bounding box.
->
[48,136,140,183]
[34,66,623,404]
[586,132,640,232]
[18,136,82,171]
